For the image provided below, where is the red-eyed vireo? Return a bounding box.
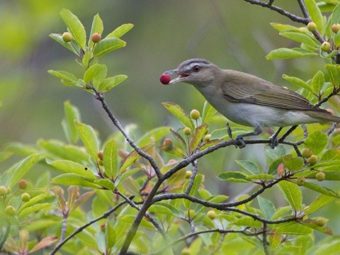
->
[160,58,340,145]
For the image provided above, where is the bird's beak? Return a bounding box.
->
[164,69,188,84]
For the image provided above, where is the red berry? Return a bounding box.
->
[160,73,171,85]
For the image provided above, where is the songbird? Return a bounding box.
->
[160,58,340,147]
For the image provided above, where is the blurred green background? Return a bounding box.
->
[1,0,338,234]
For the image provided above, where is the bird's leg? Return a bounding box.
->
[327,122,337,135]
[235,126,262,148]
[269,127,283,149]
[226,122,233,139]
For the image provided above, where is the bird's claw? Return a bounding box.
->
[269,136,279,149]
[235,136,246,148]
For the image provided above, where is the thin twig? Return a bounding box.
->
[297,0,308,18]
[50,201,127,255]
[92,89,162,179]
[262,222,269,255]
[185,161,199,195]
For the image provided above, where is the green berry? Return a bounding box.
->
[185,171,192,179]
[314,217,328,226]
[296,177,305,186]
[181,248,191,255]
[207,210,217,220]
[62,32,73,42]
[21,193,31,202]
[307,22,317,32]
[5,206,16,216]
[321,41,331,52]
[183,127,192,136]
[203,134,211,142]
[188,209,195,218]
[315,171,326,181]
[91,32,102,43]
[0,186,8,195]
[190,109,200,120]
[302,148,313,158]
[307,155,318,165]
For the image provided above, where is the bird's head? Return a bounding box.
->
[161,58,218,87]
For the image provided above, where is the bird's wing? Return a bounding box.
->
[221,70,315,111]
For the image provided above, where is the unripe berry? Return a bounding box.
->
[18,179,28,190]
[321,41,331,52]
[162,138,173,151]
[314,217,328,226]
[91,32,102,43]
[331,23,340,34]
[315,171,326,181]
[183,127,192,136]
[307,155,318,165]
[185,170,192,179]
[307,22,317,32]
[296,177,305,186]
[62,32,73,42]
[188,209,195,218]
[5,205,16,216]
[21,193,31,202]
[160,73,171,85]
[203,134,211,142]
[207,210,217,220]
[190,109,200,120]
[302,148,313,158]
[181,248,191,255]
[0,186,8,195]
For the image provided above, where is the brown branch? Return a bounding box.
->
[184,161,199,195]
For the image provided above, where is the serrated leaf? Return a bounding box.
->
[52,173,102,188]
[305,0,325,33]
[162,102,194,129]
[304,194,335,214]
[97,75,127,93]
[89,14,104,46]
[235,160,261,174]
[106,23,134,38]
[48,70,78,86]
[76,122,100,162]
[218,171,249,183]
[60,9,86,49]
[304,131,328,154]
[266,48,317,60]
[257,196,276,219]
[137,126,171,147]
[103,139,118,178]
[49,33,79,55]
[302,182,340,197]
[190,124,208,153]
[278,181,303,210]
[83,64,107,88]
[93,38,126,57]
[62,101,81,144]
[47,159,95,180]
[6,154,44,188]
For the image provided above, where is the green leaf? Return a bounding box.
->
[49,33,79,55]
[60,9,86,49]
[304,131,328,154]
[20,193,54,211]
[201,101,217,123]
[257,196,276,219]
[106,23,134,38]
[62,101,81,144]
[311,71,325,94]
[48,70,78,86]
[137,127,171,147]
[93,179,115,190]
[190,124,208,152]
[6,154,44,188]
[208,194,229,203]
[83,64,107,88]
[187,174,204,196]
[19,203,51,218]
[76,122,100,162]
[105,221,116,249]
[305,0,325,33]
[278,181,303,210]
[103,139,118,178]
[276,222,313,235]
[266,48,317,60]
[326,64,340,87]
[52,173,102,188]
[304,194,335,214]
[93,38,126,57]
[282,154,304,171]
[47,160,96,180]
[218,171,249,183]
[89,13,104,46]
[97,75,127,93]
[270,23,300,32]
[279,31,319,49]
[302,182,340,197]
[235,160,261,174]
[162,102,194,129]
[282,74,313,93]
[120,151,140,173]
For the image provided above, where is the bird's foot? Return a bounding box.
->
[269,136,279,149]
[235,135,246,148]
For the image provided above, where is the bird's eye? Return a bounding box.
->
[192,65,200,72]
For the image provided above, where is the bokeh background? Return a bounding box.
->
[1,0,337,235]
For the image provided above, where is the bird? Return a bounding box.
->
[160,58,340,147]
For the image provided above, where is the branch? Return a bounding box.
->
[242,0,309,24]
[297,0,308,18]
[262,222,269,255]
[185,161,198,195]
[92,88,162,179]
[50,201,127,255]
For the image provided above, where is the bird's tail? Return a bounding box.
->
[307,110,340,123]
